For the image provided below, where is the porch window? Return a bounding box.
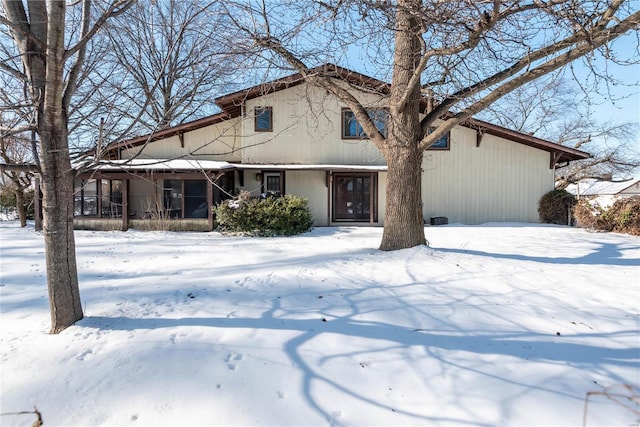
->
[74,179,98,216]
[74,179,123,217]
[333,173,377,222]
[184,180,208,218]
[163,180,183,218]
[101,180,123,217]
[342,108,387,139]
[163,179,208,218]
[255,107,272,132]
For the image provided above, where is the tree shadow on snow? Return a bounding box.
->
[434,241,639,266]
[80,307,639,425]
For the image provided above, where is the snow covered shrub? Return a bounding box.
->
[573,196,640,236]
[538,189,575,225]
[214,194,313,236]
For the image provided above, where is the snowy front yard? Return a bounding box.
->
[1,221,638,426]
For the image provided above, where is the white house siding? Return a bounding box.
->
[242,84,387,165]
[421,126,553,224]
[285,170,329,226]
[120,119,242,162]
[620,181,640,196]
[378,172,387,225]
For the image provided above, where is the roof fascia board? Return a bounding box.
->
[106,112,229,152]
[463,118,590,162]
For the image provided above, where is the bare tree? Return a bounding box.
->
[0,0,135,333]
[481,74,640,186]
[0,126,34,227]
[97,0,232,135]
[221,0,640,250]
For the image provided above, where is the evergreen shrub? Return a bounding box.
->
[538,189,575,225]
[214,192,313,236]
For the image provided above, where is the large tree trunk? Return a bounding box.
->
[380,147,426,250]
[379,0,427,251]
[39,117,83,334]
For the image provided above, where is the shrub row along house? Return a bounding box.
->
[74,64,590,231]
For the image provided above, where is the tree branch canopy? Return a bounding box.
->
[220,0,639,250]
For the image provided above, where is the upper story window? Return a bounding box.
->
[342,108,387,139]
[427,127,450,150]
[255,106,273,132]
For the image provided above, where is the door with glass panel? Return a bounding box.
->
[332,174,377,222]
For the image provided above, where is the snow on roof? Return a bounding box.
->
[565,178,640,196]
[237,163,388,171]
[78,159,387,172]
[84,158,236,171]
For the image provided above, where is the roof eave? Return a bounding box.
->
[104,112,230,153]
[464,118,591,162]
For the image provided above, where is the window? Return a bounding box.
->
[74,179,98,216]
[255,106,273,132]
[262,172,282,197]
[427,127,450,150]
[163,180,183,218]
[74,179,123,217]
[332,173,377,222]
[163,179,208,218]
[101,180,123,217]
[184,180,207,218]
[342,108,387,139]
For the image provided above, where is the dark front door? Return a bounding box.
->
[333,173,377,222]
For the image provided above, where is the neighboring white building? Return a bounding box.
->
[565,178,640,207]
[75,64,590,231]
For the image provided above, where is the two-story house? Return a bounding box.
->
[74,64,590,231]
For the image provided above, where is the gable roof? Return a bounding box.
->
[565,178,640,196]
[215,63,390,118]
[105,64,589,163]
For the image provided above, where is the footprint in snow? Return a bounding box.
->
[225,353,243,370]
[76,349,93,361]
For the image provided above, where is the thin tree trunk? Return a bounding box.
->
[38,0,83,333]
[39,118,83,333]
[15,189,27,227]
[379,0,427,251]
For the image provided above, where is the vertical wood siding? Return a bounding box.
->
[421,126,554,224]
[120,119,242,161]
[285,171,329,226]
[242,84,387,165]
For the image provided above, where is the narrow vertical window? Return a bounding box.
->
[255,107,273,132]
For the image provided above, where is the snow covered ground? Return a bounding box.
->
[1,221,638,426]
